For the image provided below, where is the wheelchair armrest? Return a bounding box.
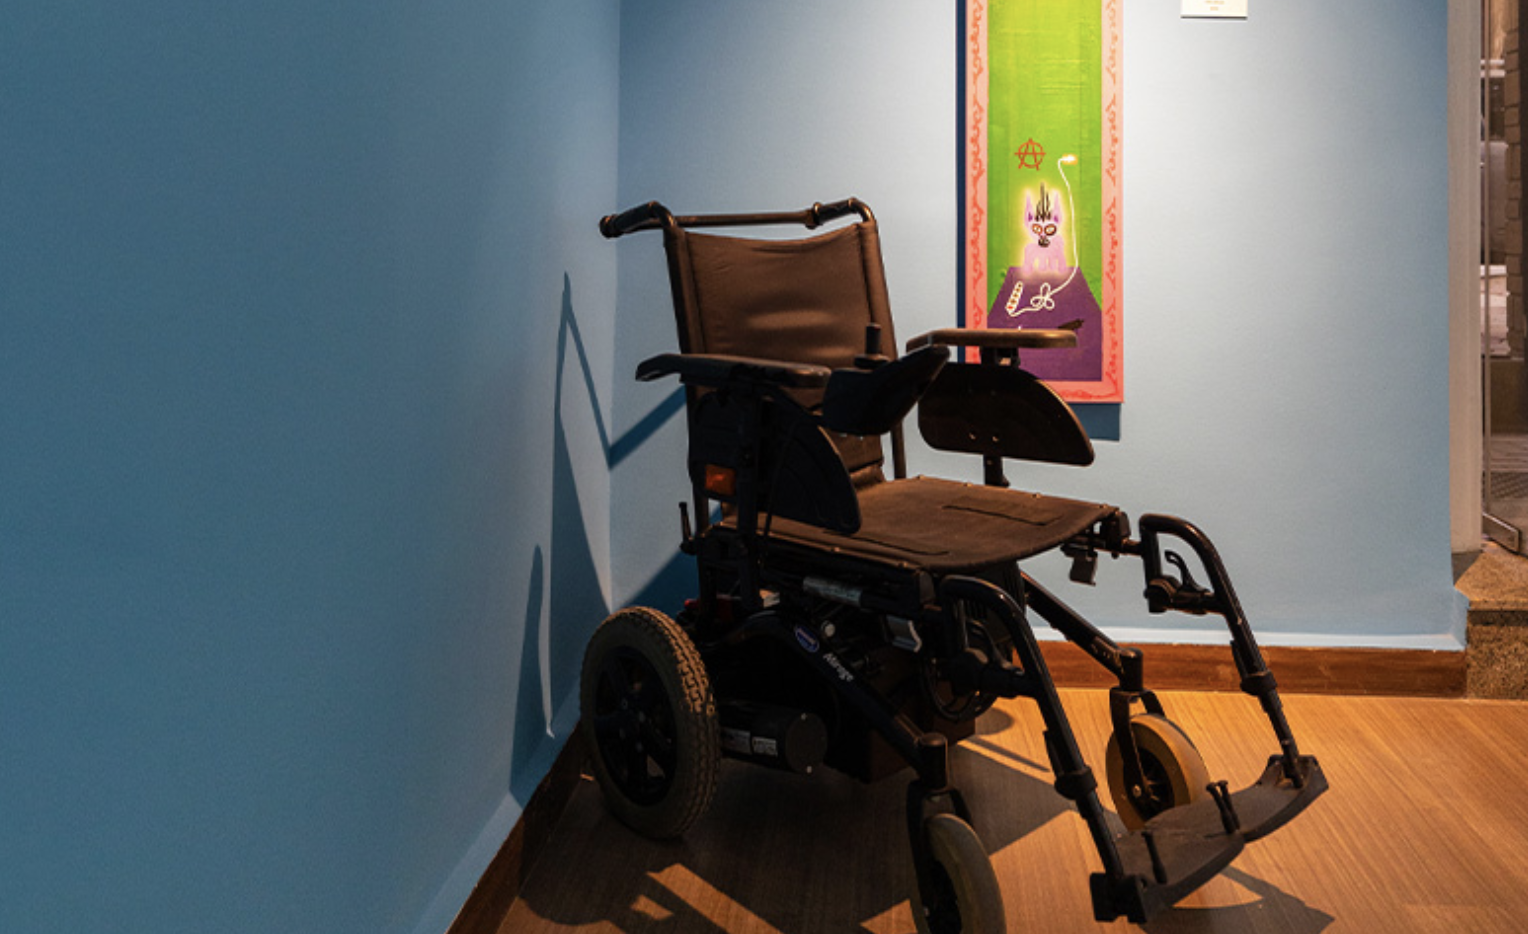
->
[905,327,1077,354]
[918,363,1094,466]
[636,352,832,389]
[821,344,949,436]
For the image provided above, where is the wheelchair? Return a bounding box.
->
[582,198,1326,932]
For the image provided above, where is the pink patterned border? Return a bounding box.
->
[964,0,990,358]
[965,0,1123,401]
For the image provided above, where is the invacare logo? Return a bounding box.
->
[794,625,820,654]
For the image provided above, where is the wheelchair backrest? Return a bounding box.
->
[662,218,896,487]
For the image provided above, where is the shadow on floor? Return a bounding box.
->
[1141,867,1333,934]
[513,710,1328,933]
[513,736,1067,932]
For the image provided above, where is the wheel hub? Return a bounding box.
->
[593,648,678,806]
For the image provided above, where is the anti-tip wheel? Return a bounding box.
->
[579,607,719,839]
[911,813,1007,934]
[1104,713,1212,829]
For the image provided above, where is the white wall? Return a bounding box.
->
[1450,0,1484,554]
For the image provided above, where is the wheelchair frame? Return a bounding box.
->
[585,199,1326,929]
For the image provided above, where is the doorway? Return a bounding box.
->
[1483,0,1528,552]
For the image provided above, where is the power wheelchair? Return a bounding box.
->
[582,198,1326,932]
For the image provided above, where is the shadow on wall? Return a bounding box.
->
[510,276,692,801]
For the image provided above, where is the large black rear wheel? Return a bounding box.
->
[580,607,719,839]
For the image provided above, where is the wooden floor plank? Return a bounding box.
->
[506,691,1528,933]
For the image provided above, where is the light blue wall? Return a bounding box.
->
[0,3,618,933]
[610,0,960,608]
[0,2,1460,933]
[1071,0,1457,646]
[610,0,1461,649]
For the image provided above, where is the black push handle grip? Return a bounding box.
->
[599,201,673,239]
[807,198,870,228]
[602,198,872,238]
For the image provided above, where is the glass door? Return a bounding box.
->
[1484,0,1528,553]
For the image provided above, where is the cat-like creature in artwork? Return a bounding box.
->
[1023,183,1068,279]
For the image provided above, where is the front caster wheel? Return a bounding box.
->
[911,813,1007,934]
[580,607,718,839]
[1104,713,1211,829]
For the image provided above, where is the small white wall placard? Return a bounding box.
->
[1183,0,1248,17]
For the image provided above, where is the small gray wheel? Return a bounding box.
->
[911,813,1007,934]
[580,607,718,839]
[1104,713,1211,829]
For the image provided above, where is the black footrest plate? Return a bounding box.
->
[1092,797,1244,922]
[1091,755,1327,923]
[1235,754,1327,841]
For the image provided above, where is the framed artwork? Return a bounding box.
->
[962,0,1123,402]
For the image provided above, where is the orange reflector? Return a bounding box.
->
[704,464,736,497]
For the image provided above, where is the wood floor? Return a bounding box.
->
[504,690,1528,933]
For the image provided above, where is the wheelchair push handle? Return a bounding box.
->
[600,199,874,239]
[806,198,872,227]
[600,201,674,239]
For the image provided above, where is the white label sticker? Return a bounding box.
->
[720,727,752,755]
[1182,0,1247,17]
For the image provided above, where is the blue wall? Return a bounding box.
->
[0,3,1459,934]
[610,0,961,608]
[1,2,618,933]
[1083,0,1456,646]
[610,0,1461,650]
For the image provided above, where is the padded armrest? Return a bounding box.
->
[919,362,1094,467]
[821,344,949,436]
[905,327,1077,353]
[636,352,832,389]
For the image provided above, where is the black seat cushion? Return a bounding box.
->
[748,477,1116,574]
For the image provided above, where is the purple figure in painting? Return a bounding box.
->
[989,180,1103,383]
[1022,185,1068,279]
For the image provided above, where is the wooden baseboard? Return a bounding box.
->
[447,731,588,934]
[1041,641,1467,697]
